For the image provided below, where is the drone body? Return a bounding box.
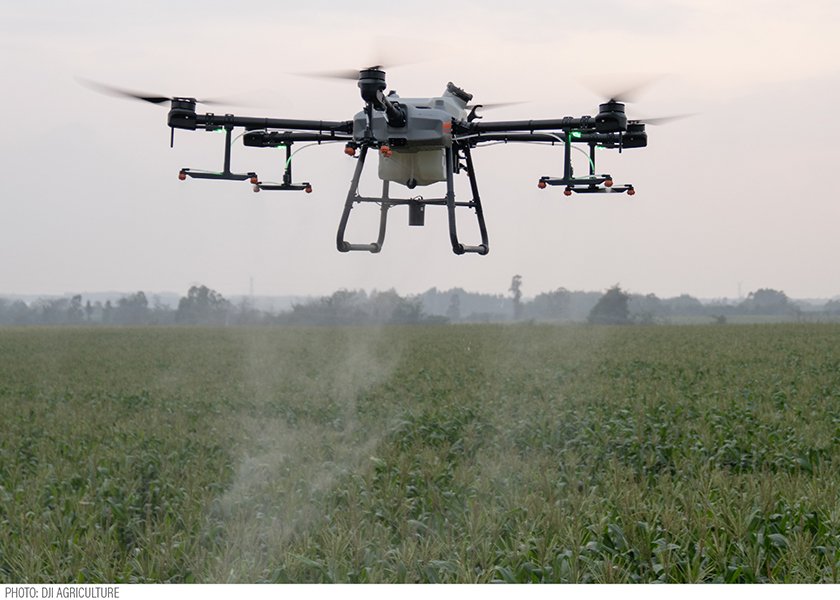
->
[89,68,658,255]
[351,82,470,188]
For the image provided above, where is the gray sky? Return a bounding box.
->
[2,0,839,299]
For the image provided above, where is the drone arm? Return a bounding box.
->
[170,110,353,134]
[462,132,623,145]
[376,93,407,128]
[461,117,597,134]
[243,130,352,147]
[210,115,353,134]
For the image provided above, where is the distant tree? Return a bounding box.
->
[588,285,631,325]
[368,290,405,323]
[824,299,840,315]
[509,275,523,320]
[103,300,113,324]
[528,287,571,320]
[664,294,705,316]
[287,289,427,325]
[289,289,366,325]
[84,300,94,322]
[38,298,70,324]
[739,288,798,315]
[176,285,231,325]
[115,291,150,325]
[67,295,84,323]
[446,293,461,322]
[629,293,663,324]
[8,300,32,325]
[389,296,423,324]
[233,297,265,326]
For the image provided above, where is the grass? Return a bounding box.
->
[1,324,839,582]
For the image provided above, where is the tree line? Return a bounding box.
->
[0,286,437,326]
[1,282,838,326]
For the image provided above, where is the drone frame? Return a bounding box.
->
[154,74,648,256]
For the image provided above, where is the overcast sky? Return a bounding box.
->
[2,1,839,299]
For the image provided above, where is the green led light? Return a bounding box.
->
[570,131,582,139]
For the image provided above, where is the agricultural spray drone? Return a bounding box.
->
[87,68,680,256]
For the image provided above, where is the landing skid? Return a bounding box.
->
[336,145,489,255]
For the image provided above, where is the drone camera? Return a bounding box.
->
[408,202,425,226]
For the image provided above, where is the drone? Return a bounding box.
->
[87,68,673,256]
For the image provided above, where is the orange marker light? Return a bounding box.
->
[305,185,313,194]
[604,178,613,187]
[627,188,636,196]
[564,188,573,196]
[252,185,260,193]
[537,180,547,189]
[178,170,187,181]
[344,145,356,157]
[249,175,258,185]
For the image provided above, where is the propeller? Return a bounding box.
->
[301,65,388,80]
[633,114,696,126]
[293,34,446,82]
[466,101,526,111]
[581,74,696,126]
[465,101,527,122]
[584,74,668,104]
[77,79,251,107]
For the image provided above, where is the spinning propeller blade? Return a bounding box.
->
[301,65,391,80]
[77,79,249,107]
[466,101,526,111]
[581,74,696,126]
[584,74,668,103]
[294,35,442,81]
[634,114,696,126]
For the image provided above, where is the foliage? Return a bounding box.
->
[527,288,571,321]
[509,275,523,320]
[5,286,840,327]
[3,324,840,582]
[588,285,631,325]
[115,292,150,325]
[176,286,231,325]
[739,289,800,316]
[287,289,429,325]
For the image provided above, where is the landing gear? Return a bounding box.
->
[537,138,635,195]
[336,144,489,255]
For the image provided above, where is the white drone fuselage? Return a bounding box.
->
[352,89,468,187]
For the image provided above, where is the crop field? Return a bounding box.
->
[2,324,840,583]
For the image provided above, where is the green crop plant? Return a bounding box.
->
[1,324,840,582]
